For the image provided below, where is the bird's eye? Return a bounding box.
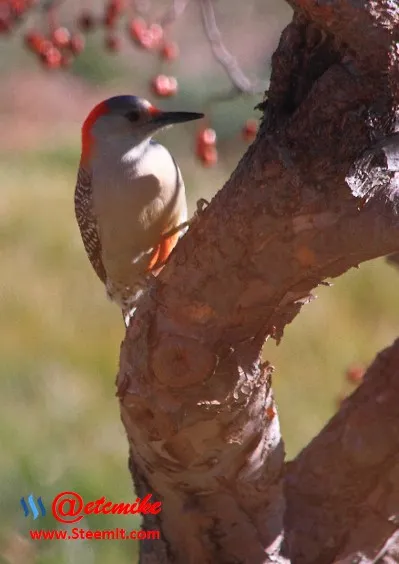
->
[125,110,140,122]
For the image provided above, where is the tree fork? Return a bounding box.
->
[117,0,399,562]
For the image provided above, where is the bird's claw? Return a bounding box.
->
[196,198,210,215]
[161,220,190,241]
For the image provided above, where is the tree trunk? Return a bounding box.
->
[116,0,399,562]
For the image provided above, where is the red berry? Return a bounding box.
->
[38,39,53,55]
[52,27,71,48]
[0,18,11,33]
[128,18,147,46]
[151,74,178,97]
[139,29,155,49]
[160,41,179,61]
[104,11,116,28]
[166,76,178,95]
[128,16,146,43]
[128,18,163,49]
[147,23,163,47]
[196,128,217,164]
[198,128,216,146]
[41,46,62,69]
[69,33,85,55]
[109,0,124,14]
[11,0,25,17]
[346,365,365,385]
[0,5,12,33]
[105,34,120,52]
[242,119,258,141]
[24,30,44,51]
[138,27,162,50]
[103,0,124,27]
[198,145,218,167]
[78,11,96,32]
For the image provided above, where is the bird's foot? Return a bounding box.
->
[161,220,191,241]
[158,200,209,250]
[187,198,210,227]
[196,198,210,215]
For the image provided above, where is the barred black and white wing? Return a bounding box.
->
[74,166,107,284]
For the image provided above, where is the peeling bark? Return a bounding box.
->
[116,0,399,562]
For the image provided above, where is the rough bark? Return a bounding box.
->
[116,0,399,562]
[284,339,399,563]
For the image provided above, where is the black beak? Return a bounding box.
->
[153,111,204,126]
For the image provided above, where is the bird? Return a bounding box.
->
[74,95,204,325]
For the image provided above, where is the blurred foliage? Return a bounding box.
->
[70,35,127,85]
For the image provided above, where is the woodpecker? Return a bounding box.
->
[74,95,203,324]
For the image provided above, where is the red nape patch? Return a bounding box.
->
[81,100,108,164]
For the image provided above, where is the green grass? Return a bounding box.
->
[270,258,399,456]
[0,146,398,563]
[0,149,134,563]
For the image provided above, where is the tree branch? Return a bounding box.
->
[117,2,399,563]
[284,338,399,563]
[199,0,267,94]
[285,0,398,76]
[160,0,192,27]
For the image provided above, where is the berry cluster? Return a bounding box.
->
[196,128,218,167]
[0,0,36,33]
[151,74,178,97]
[3,0,179,71]
[195,120,258,166]
[1,0,260,165]
[24,28,84,69]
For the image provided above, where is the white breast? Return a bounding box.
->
[91,139,187,290]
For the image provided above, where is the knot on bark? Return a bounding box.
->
[151,335,216,388]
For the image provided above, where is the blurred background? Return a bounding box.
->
[0,0,398,562]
